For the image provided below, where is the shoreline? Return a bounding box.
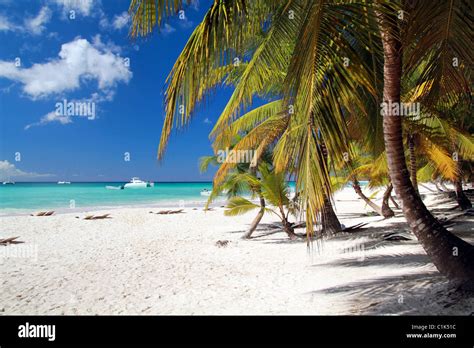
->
[0,182,376,217]
[0,198,228,218]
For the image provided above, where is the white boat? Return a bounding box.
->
[200,189,212,196]
[2,180,15,185]
[57,181,71,184]
[106,185,124,190]
[123,177,153,189]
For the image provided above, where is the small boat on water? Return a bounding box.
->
[2,180,15,185]
[123,177,154,189]
[57,181,71,184]
[200,189,211,196]
[106,185,124,190]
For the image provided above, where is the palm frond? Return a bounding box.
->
[155,0,276,159]
[213,100,284,150]
[198,155,218,173]
[224,196,260,216]
[210,0,301,136]
[129,0,189,38]
[421,138,458,181]
[404,0,473,105]
[213,113,288,186]
[417,163,437,183]
[258,164,290,207]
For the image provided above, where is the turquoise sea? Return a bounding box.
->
[0,182,217,215]
[0,181,367,215]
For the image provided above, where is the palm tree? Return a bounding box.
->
[351,177,386,216]
[130,0,378,235]
[330,139,395,218]
[216,170,269,239]
[199,144,272,239]
[221,163,298,239]
[347,150,395,218]
[376,2,474,281]
[129,0,474,281]
[405,108,474,210]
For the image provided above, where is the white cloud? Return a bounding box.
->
[24,7,52,35]
[0,160,54,180]
[203,118,211,124]
[24,111,72,130]
[99,11,130,31]
[48,32,60,40]
[0,37,132,99]
[91,34,121,54]
[0,7,51,35]
[112,11,130,30]
[0,14,14,31]
[24,92,112,129]
[99,16,109,29]
[50,0,96,17]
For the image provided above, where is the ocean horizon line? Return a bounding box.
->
[1,180,216,183]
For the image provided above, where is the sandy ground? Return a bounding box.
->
[1,184,473,315]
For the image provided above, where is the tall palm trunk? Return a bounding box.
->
[242,194,265,239]
[321,197,342,236]
[352,178,384,216]
[381,183,395,218]
[377,10,474,281]
[408,133,419,195]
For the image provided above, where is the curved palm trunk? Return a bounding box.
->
[434,179,445,193]
[278,206,297,240]
[352,178,383,216]
[454,159,472,210]
[440,181,450,192]
[454,178,472,210]
[242,195,265,239]
[389,194,400,209]
[454,179,472,210]
[283,221,297,239]
[408,134,419,195]
[377,10,474,281]
[381,183,395,218]
[419,183,436,193]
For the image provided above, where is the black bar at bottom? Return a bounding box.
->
[0,315,472,346]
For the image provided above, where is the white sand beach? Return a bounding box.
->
[1,185,473,315]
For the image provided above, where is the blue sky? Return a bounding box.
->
[0,0,235,182]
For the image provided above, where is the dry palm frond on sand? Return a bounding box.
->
[151,209,184,215]
[0,236,24,245]
[84,214,111,220]
[31,211,55,216]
